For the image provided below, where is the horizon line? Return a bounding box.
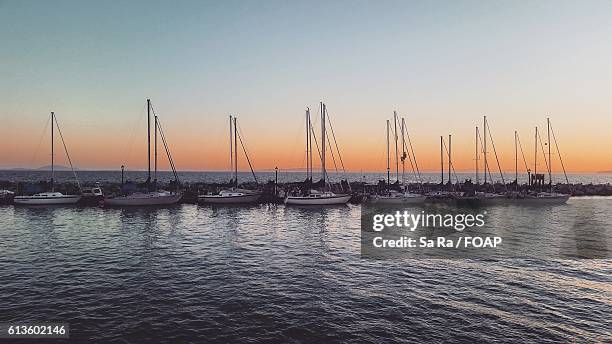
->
[0,168,609,174]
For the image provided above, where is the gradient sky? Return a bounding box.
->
[1,0,611,173]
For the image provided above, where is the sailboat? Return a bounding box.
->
[14,112,82,205]
[426,135,459,201]
[518,191,569,204]
[369,112,425,204]
[103,99,182,206]
[198,115,262,204]
[285,103,351,205]
[512,118,569,204]
[472,115,507,204]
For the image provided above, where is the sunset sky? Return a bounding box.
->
[1,0,611,173]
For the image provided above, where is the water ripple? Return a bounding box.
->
[0,202,610,342]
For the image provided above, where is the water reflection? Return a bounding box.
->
[0,202,610,342]
[567,200,609,258]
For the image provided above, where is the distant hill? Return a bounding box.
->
[37,165,78,171]
[3,165,82,171]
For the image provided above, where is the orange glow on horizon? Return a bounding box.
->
[1,118,610,174]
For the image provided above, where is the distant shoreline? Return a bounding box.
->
[0,169,610,174]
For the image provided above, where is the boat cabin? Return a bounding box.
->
[82,188,104,197]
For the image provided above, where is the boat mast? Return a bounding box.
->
[147,99,151,184]
[234,116,238,188]
[51,111,54,192]
[306,108,310,181]
[448,134,452,184]
[321,102,326,187]
[440,136,443,184]
[547,117,552,192]
[401,117,406,186]
[309,109,313,183]
[229,115,233,180]
[534,126,538,189]
[393,111,399,183]
[475,126,479,185]
[154,115,158,183]
[483,115,487,185]
[386,120,390,190]
[515,130,518,190]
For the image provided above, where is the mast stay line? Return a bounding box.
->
[549,122,570,185]
[325,110,346,173]
[236,124,259,184]
[53,115,82,191]
[150,104,180,184]
[308,119,332,189]
[156,119,180,183]
[484,119,507,191]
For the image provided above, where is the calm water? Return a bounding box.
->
[1,170,611,185]
[0,200,610,342]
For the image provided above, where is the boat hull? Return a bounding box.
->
[13,195,82,205]
[508,195,570,205]
[198,193,262,204]
[79,195,104,206]
[104,193,182,206]
[284,194,351,205]
[368,195,427,204]
[474,196,508,205]
[0,195,14,205]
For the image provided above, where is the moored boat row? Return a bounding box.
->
[362,114,570,206]
[4,102,571,208]
[2,187,572,207]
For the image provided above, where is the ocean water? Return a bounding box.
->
[0,199,610,342]
[1,170,611,185]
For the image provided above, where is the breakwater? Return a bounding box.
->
[1,178,611,206]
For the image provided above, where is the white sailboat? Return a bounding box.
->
[14,192,81,205]
[198,115,262,204]
[285,189,351,205]
[509,191,569,204]
[369,112,426,204]
[474,191,507,205]
[425,136,455,202]
[14,112,83,206]
[104,99,182,206]
[471,116,509,204]
[510,118,569,205]
[369,190,426,204]
[104,190,182,206]
[199,188,262,204]
[285,103,351,206]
